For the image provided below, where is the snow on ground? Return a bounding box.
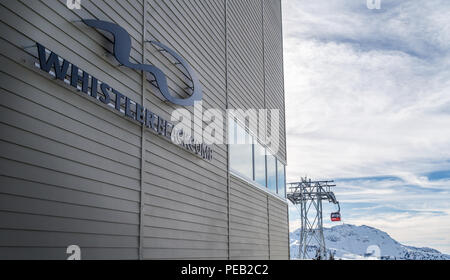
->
[290,224,450,260]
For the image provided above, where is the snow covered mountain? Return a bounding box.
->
[290,224,450,260]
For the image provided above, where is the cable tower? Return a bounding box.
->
[287,178,341,260]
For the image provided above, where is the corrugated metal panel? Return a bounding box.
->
[229,176,269,260]
[229,175,288,260]
[226,0,288,260]
[263,0,286,162]
[0,0,143,259]
[268,196,289,259]
[142,0,229,260]
[227,0,264,131]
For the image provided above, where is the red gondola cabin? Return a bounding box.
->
[331,212,341,222]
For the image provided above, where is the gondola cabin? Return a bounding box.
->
[331,212,341,222]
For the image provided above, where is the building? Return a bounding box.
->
[0,0,288,260]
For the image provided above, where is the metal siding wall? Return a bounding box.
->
[268,197,289,259]
[264,0,286,162]
[142,0,229,260]
[227,0,288,260]
[227,0,264,112]
[0,0,144,259]
[0,0,288,260]
[227,0,267,260]
[229,176,269,260]
[264,0,289,259]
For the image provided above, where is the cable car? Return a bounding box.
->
[331,212,341,222]
[331,202,341,222]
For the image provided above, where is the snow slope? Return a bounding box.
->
[290,224,450,260]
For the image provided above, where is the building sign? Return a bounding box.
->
[33,20,212,161]
[83,19,203,107]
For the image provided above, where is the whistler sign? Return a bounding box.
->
[33,19,212,161]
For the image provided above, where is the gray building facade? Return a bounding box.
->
[0,0,288,260]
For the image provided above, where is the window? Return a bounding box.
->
[229,118,253,180]
[277,160,286,198]
[254,142,266,187]
[228,116,286,199]
[266,153,277,194]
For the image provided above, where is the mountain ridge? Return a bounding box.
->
[290,224,450,260]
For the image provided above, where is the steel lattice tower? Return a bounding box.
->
[287,178,340,260]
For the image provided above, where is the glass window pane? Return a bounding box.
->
[229,119,253,180]
[267,154,277,193]
[254,143,266,187]
[277,160,286,198]
[228,116,236,145]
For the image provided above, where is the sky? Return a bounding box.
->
[282,0,450,254]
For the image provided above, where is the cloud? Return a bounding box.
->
[284,0,450,180]
[283,0,450,253]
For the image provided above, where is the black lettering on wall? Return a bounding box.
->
[70,65,89,94]
[157,117,167,136]
[34,43,213,161]
[136,103,145,124]
[165,123,174,140]
[145,110,156,131]
[100,83,112,104]
[91,77,98,99]
[37,43,70,81]
[125,97,134,119]
[113,89,125,112]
